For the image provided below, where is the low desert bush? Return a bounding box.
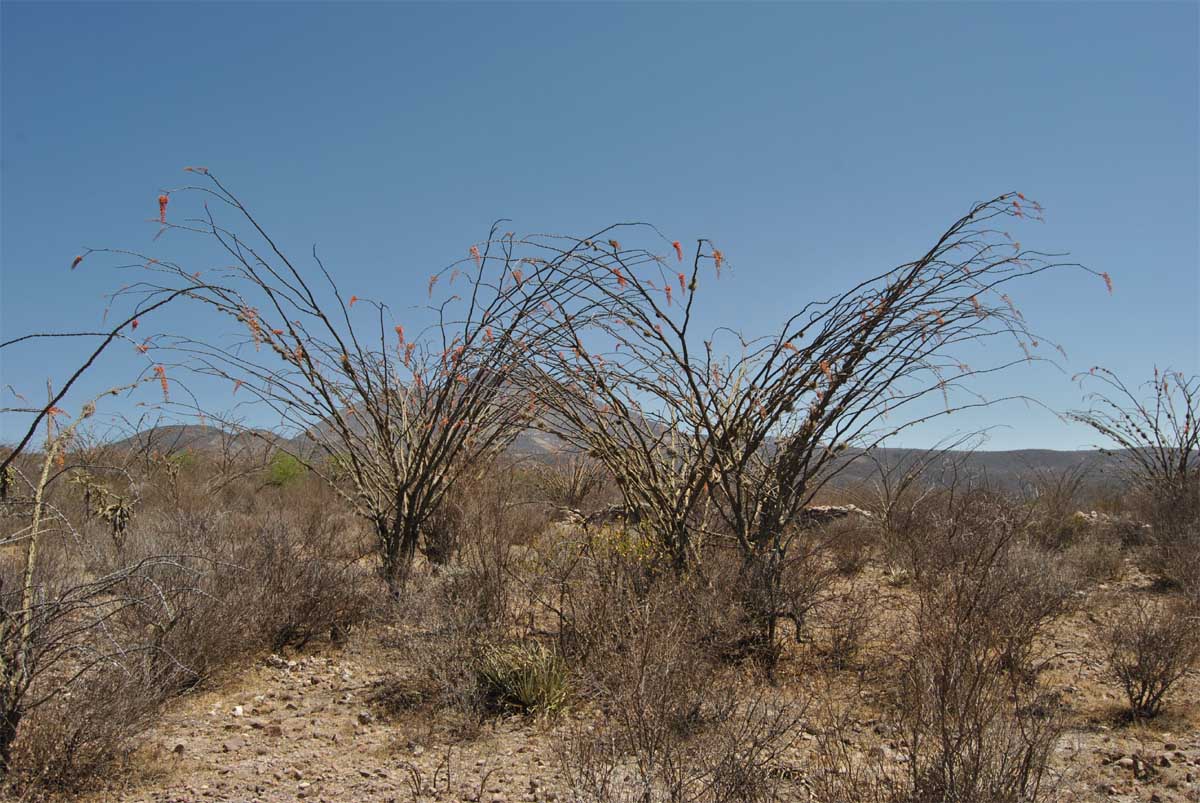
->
[5,669,167,795]
[1061,530,1124,586]
[813,582,875,670]
[1103,597,1200,719]
[815,491,1068,803]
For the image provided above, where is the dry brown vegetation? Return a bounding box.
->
[1,176,1197,801]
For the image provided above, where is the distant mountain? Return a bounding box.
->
[105,422,1123,489]
[108,424,283,457]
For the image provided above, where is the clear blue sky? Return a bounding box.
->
[2,1,1197,450]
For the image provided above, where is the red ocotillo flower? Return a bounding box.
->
[135,343,149,354]
[664,285,673,306]
[349,295,358,308]
[677,272,687,293]
[969,295,982,315]
[512,269,523,286]
[272,329,284,335]
[672,241,683,262]
[1100,272,1113,294]
[394,325,405,345]
[469,245,481,268]
[611,267,626,288]
[71,255,84,270]
[428,275,439,298]
[608,239,621,251]
[154,365,169,400]
[131,318,139,330]
[233,379,244,395]
[484,326,494,343]
[183,166,209,174]
[404,342,416,367]
[713,249,724,277]
[158,194,169,223]
[819,360,833,383]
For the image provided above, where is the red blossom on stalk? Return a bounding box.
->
[1100,272,1113,294]
[512,269,523,286]
[154,365,169,400]
[131,319,139,330]
[484,326,494,343]
[349,295,358,308]
[664,285,673,306]
[469,245,481,268]
[672,241,683,262]
[233,380,244,395]
[428,275,439,298]
[394,325,405,345]
[713,249,724,276]
[158,194,169,223]
[612,267,627,288]
[71,255,84,270]
[608,239,621,251]
[677,272,687,292]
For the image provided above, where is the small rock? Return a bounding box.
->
[231,705,245,718]
[356,710,373,725]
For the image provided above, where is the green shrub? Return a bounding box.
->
[266,452,307,487]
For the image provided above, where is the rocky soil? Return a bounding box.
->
[76,560,1199,803]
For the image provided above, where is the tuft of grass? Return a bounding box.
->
[475,641,568,716]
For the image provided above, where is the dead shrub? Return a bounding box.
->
[4,669,165,796]
[1061,530,1124,586]
[814,582,875,670]
[1103,596,1200,720]
[817,490,1070,803]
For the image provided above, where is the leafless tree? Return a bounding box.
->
[94,171,617,590]
[1068,367,1198,507]
[522,194,1101,653]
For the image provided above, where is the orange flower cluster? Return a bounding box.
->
[470,245,481,268]
[672,241,683,262]
[158,194,169,224]
[154,365,169,401]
